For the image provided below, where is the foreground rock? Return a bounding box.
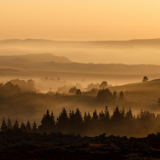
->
[0,131,160,159]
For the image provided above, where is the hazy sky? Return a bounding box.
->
[1,0,160,40]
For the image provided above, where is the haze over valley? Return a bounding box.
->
[1,39,160,64]
[2,1,160,158]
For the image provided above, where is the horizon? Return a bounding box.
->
[1,38,160,64]
[1,38,160,42]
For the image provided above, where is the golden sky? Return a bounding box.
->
[0,0,160,40]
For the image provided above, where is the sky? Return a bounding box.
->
[0,0,160,41]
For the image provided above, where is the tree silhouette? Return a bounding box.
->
[86,83,100,91]
[83,112,92,135]
[84,112,88,124]
[74,108,83,134]
[9,79,35,92]
[119,91,124,101]
[125,108,133,121]
[51,112,55,126]
[121,108,125,119]
[7,118,12,130]
[113,91,117,100]
[92,110,98,122]
[13,120,19,130]
[105,106,110,121]
[39,110,56,133]
[27,79,36,92]
[32,121,37,133]
[143,76,148,82]
[57,108,69,133]
[69,87,77,94]
[99,81,108,89]
[138,110,155,122]
[99,111,105,130]
[97,89,113,101]
[1,106,160,137]
[57,85,70,94]
[111,106,123,123]
[26,121,31,132]
[1,118,7,131]
[84,112,91,125]
[85,112,92,122]
[91,110,99,135]
[69,110,75,134]
[20,122,26,132]
[76,89,81,95]
[3,82,21,97]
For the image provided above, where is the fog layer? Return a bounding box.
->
[1,39,160,64]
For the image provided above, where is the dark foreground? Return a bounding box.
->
[1,131,160,160]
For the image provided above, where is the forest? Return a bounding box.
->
[1,106,160,138]
[1,78,160,138]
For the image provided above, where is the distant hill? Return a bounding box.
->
[0,54,72,63]
[109,79,160,92]
[1,56,160,75]
[1,38,160,64]
[1,38,160,48]
[1,55,160,85]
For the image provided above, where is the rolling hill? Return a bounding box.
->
[1,39,160,64]
[0,54,71,63]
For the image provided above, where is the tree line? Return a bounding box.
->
[0,79,35,98]
[97,89,124,101]
[1,106,160,137]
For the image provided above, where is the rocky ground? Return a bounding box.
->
[1,131,160,159]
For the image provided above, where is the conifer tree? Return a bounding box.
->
[91,110,99,135]
[125,108,133,121]
[87,112,91,121]
[119,91,124,101]
[20,122,26,132]
[50,112,56,128]
[13,120,19,130]
[7,118,12,130]
[75,108,83,124]
[104,106,110,123]
[69,110,75,121]
[113,91,117,100]
[121,108,125,119]
[111,106,122,122]
[84,112,91,125]
[92,110,99,122]
[99,111,105,123]
[84,112,88,124]
[74,108,83,134]
[57,107,69,133]
[39,110,56,133]
[1,118,7,131]
[69,110,75,133]
[32,121,37,133]
[125,108,134,129]
[83,112,92,135]
[99,111,105,131]
[26,121,31,132]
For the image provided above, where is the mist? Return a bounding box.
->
[2,0,160,158]
[1,39,160,138]
[1,39,160,64]
[1,77,160,137]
